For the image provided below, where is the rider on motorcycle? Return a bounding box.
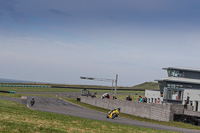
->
[109,107,120,114]
[30,97,35,106]
[107,107,121,119]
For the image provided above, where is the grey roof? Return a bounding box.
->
[155,77,200,85]
[163,67,200,72]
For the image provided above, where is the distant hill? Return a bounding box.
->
[53,82,160,90]
[131,82,159,90]
[0,78,41,84]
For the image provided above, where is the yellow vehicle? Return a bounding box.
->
[106,107,120,119]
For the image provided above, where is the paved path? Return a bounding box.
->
[0,96,199,133]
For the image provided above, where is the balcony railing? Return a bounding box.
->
[163,87,184,101]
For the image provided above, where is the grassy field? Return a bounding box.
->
[0,87,145,97]
[0,93,59,99]
[1,86,199,132]
[0,81,159,90]
[0,99,176,133]
[0,91,144,103]
[63,98,200,131]
[0,93,22,98]
[0,86,144,102]
[0,86,144,93]
[53,82,159,90]
[0,87,81,92]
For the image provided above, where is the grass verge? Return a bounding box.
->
[0,93,58,99]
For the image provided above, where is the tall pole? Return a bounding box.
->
[80,75,118,96]
[114,74,118,96]
[112,80,114,94]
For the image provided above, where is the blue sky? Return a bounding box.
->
[1,0,200,86]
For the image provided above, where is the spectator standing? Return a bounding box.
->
[138,96,143,102]
[138,96,141,101]
[157,98,160,104]
[113,96,117,100]
[143,97,147,102]
[126,95,132,101]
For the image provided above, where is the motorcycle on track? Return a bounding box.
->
[30,97,35,106]
[106,107,120,119]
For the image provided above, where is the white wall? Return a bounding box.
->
[183,89,200,101]
[183,89,200,112]
[145,90,163,104]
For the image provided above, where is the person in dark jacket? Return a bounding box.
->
[126,95,132,101]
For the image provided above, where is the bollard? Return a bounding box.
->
[198,119,200,126]
[77,97,81,101]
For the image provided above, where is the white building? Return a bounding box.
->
[145,67,200,112]
[145,90,163,104]
[183,89,200,112]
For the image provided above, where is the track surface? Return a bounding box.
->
[0,96,199,133]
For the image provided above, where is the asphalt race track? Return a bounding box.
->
[0,96,199,133]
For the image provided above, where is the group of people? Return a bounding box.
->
[101,94,118,100]
[138,96,147,102]
[101,93,110,99]
[126,95,147,102]
[138,96,161,104]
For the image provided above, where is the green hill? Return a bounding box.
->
[132,82,159,90]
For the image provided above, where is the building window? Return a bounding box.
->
[163,88,183,100]
[167,84,183,89]
[184,85,192,88]
[159,82,166,91]
[168,70,185,77]
[166,83,192,89]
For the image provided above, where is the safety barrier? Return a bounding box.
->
[0,85,51,88]
[0,90,15,93]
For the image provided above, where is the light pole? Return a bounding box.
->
[80,74,118,96]
[114,74,118,96]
